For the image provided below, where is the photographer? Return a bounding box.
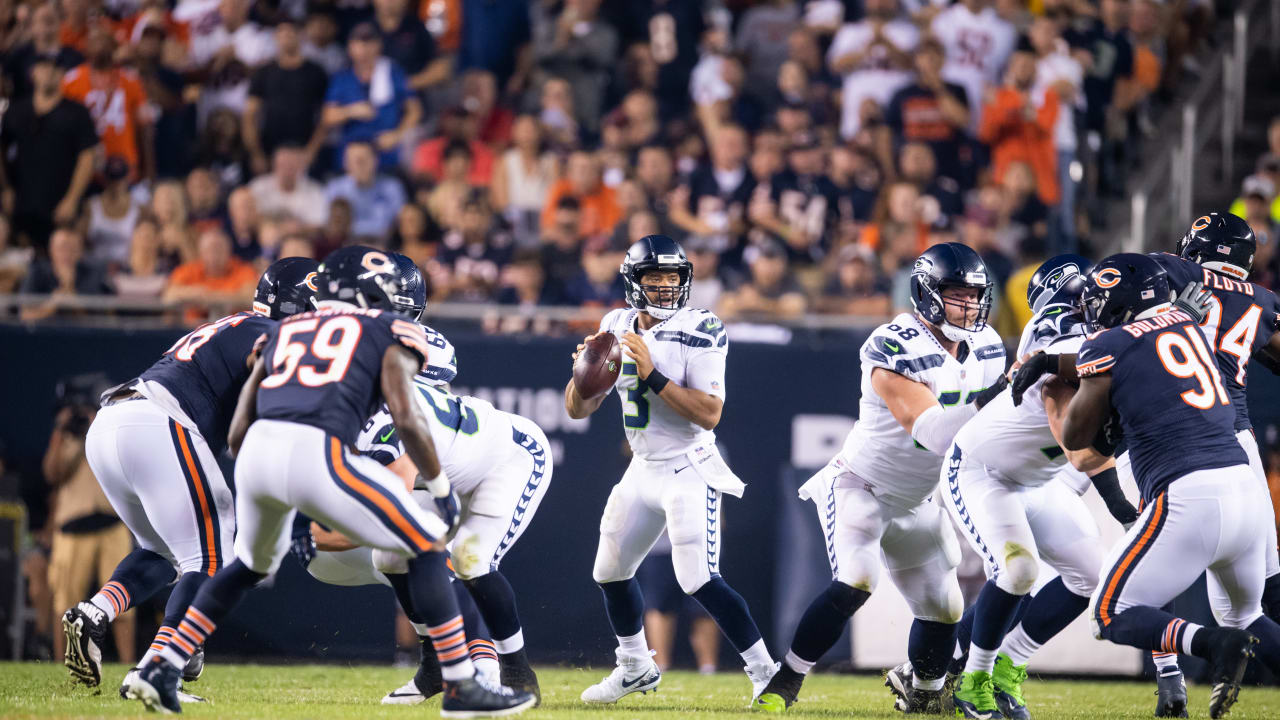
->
[44,379,135,666]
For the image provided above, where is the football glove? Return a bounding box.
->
[1010,353,1059,406]
[1089,466,1138,528]
[1254,346,1280,376]
[1091,409,1124,456]
[971,373,1009,409]
[289,527,317,569]
[1172,281,1214,323]
[435,491,460,537]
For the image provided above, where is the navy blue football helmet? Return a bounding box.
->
[253,257,319,320]
[388,252,426,321]
[1027,254,1092,314]
[1177,212,1255,280]
[1080,253,1171,330]
[621,235,693,320]
[909,242,993,341]
[316,245,416,317]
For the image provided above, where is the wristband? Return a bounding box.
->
[419,469,451,498]
[645,369,670,394]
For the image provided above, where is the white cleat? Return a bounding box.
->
[580,648,661,704]
[382,678,428,706]
[746,661,781,706]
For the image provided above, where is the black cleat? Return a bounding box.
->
[62,602,108,687]
[182,646,204,683]
[1204,628,1257,719]
[126,657,183,714]
[754,664,804,712]
[382,636,443,705]
[499,649,541,706]
[440,674,536,718]
[1154,670,1188,717]
[885,663,947,714]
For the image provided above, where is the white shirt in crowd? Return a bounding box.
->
[249,174,329,228]
[828,19,920,139]
[931,3,1016,130]
[1033,46,1085,153]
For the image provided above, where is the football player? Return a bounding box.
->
[756,243,1008,713]
[939,255,1138,720]
[124,247,535,718]
[64,257,318,696]
[1060,254,1280,718]
[566,235,778,705]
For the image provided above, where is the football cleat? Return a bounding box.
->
[1155,670,1189,718]
[126,657,183,714]
[953,670,1004,719]
[992,655,1030,720]
[745,661,780,707]
[382,637,443,705]
[580,648,661,704]
[182,646,204,683]
[1204,628,1257,719]
[62,602,108,687]
[499,649,541,706]
[440,673,536,718]
[753,664,804,713]
[122,668,210,705]
[383,678,431,706]
[885,662,947,714]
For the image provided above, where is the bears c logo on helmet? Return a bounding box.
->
[1191,215,1211,231]
[360,251,394,276]
[300,271,318,292]
[1095,268,1122,288]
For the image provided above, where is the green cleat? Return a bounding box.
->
[754,692,789,713]
[992,654,1030,720]
[953,671,1003,719]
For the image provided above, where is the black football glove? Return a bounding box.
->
[1089,466,1138,529]
[435,491,461,537]
[1010,353,1060,406]
[289,527,317,569]
[1091,410,1125,456]
[1254,346,1280,376]
[1172,281,1214,323]
[971,373,1009,409]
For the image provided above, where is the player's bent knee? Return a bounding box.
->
[824,580,869,617]
[372,548,409,576]
[1217,608,1264,630]
[672,553,713,595]
[999,546,1040,596]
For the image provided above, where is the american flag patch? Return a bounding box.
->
[1218,244,1231,254]
[1140,289,1155,299]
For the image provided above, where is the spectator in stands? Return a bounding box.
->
[962,196,1014,291]
[224,187,260,261]
[0,214,33,293]
[19,227,108,322]
[670,123,754,248]
[1237,175,1277,251]
[249,145,329,229]
[302,9,346,76]
[390,202,439,263]
[815,243,892,316]
[491,114,557,246]
[326,141,407,242]
[317,198,354,259]
[718,240,807,319]
[322,23,421,171]
[373,0,451,93]
[460,69,514,147]
[110,217,168,299]
[426,140,477,230]
[494,249,547,310]
[0,54,97,251]
[195,108,252,189]
[56,0,111,55]
[541,150,622,239]
[131,23,193,180]
[185,167,224,230]
[536,75,579,150]
[62,28,151,182]
[540,196,585,303]
[437,192,514,303]
[827,0,919,140]
[979,46,1059,208]
[148,180,191,264]
[561,233,627,309]
[686,235,727,311]
[1067,0,1133,202]
[999,161,1050,251]
[1232,131,1280,224]
[531,0,617,137]
[898,142,962,225]
[860,181,929,262]
[85,156,143,268]
[277,233,317,261]
[615,90,662,152]
[880,38,970,188]
[186,0,274,124]
[751,133,838,265]
[605,0,705,122]
[165,227,259,319]
[735,0,800,106]
[244,18,330,175]
[828,144,881,229]
[411,106,496,187]
[1029,15,1084,253]
[4,1,83,102]
[635,144,678,224]
[457,0,533,93]
[931,0,1016,130]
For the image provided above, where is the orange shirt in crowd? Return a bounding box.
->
[62,64,148,176]
[169,258,258,323]
[59,18,121,53]
[540,180,623,239]
[978,87,1060,206]
[1132,45,1162,93]
[418,0,462,52]
[858,222,930,256]
[412,137,495,186]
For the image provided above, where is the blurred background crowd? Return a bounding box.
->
[0,0,1275,336]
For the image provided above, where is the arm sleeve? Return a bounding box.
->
[910,402,979,455]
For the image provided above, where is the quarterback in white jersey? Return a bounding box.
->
[565,235,777,706]
[757,243,1007,714]
[942,256,1136,720]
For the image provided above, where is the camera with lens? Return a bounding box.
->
[54,373,112,437]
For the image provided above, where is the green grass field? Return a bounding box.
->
[2,662,1280,719]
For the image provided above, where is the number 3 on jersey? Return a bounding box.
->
[262,316,362,388]
[621,362,650,429]
[1155,326,1230,409]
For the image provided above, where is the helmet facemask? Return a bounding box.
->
[933,282,992,342]
[623,265,692,320]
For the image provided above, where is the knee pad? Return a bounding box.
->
[823,580,870,617]
[672,545,713,595]
[997,545,1040,596]
[372,548,409,576]
[448,528,489,581]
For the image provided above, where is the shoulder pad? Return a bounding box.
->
[862,319,946,379]
[674,309,728,348]
[970,327,1006,361]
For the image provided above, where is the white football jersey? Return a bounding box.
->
[953,304,1087,486]
[419,324,458,387]
[835,313,1006,508]
[598,306,728,461]
[356,381,509,496]
[931,4,1015,127]
[828,19,919,138]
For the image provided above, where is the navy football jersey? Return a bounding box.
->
[139,311,278,455]
[1151,252,1280,431]
[764,169,840,260]
[255,306,429,446]
[1076,309,1247,501]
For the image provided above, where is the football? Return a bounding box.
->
[573,332,622,399]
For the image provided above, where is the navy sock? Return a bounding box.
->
[690,575,764,653]
[1097,605,1181,652]
[599,579,646,637]
[163,560,265,666]
[1019,577,1089,644]
[970,581,1025,651]
[1246,616,1280,676]
[789,581,870,664]
[405,552,463,628]
[386,572,425,625]
[1263,574,1280,623]
[93,548,176,618]
[161,571,210,629]
[909,619,957,681]
[462,572,522,642]
[455,580,490,640]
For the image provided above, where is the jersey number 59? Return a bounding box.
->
[261,317,362,388]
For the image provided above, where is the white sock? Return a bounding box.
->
[1000,624,1042,666]
[965,644,999,675]
[784,649,815,675]
[618,631,650,659]
[411,622,429,637]
[89,596,119,622]
[1152,652,1181,675]
[740,638,772,667]
[914,672,945,691]
[137,648,159,669]
[1181,624,1202,656]
[440,657,476,682]
[493,629,524,654]
[474,656,500,679]
[698,664,716,675]
[159,647,186,670]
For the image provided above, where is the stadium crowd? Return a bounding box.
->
[0,0,1273,335]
